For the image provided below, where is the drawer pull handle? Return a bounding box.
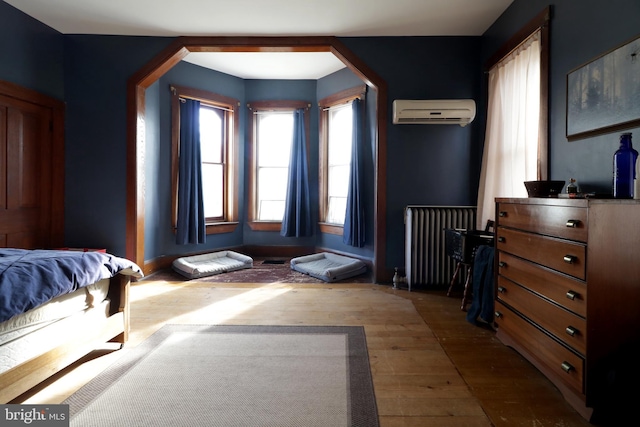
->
[498,261,507,268]
[563,255,577,264]
[497,286,506,293]
[561,361,574,373]
[499,211,507,217]
[498,237,505,243]
[566,290,578,300]
[565,326,578,337]
[566,219,580,228]
[495,311,502,318]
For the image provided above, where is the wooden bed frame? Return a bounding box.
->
[0,273,131,403]
[0,79,136,404]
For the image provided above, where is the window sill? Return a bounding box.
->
[247,221,282,232]
[319,223,343,235]
[205,222,239,234]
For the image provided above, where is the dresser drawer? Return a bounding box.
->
[497,203,587,242]
[495,301,584,394]
[497,251,587,317]
[497,227,586,280]
[496,276,586,355]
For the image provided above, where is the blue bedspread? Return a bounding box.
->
[0,249,143,323]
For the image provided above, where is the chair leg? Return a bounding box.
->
[447,262,463,297]
[460,264,473,311]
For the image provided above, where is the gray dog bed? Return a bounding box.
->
[172,250,253,279]
[290,252,367,282]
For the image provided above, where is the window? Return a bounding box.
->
[171,85,239,234]
[248,100,309,231]
[476,8,549,229]
[318,85,366,234]
[255,111,294,220]
[326,104,353,225]
[199,105,225,219]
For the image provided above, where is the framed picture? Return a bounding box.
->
[566,34,640,140]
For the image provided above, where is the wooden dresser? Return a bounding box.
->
[494,197,640,421]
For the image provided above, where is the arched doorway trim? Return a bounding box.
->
[126,36,388,282]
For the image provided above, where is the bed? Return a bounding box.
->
[0,248,143,403]
[290,252,367,282]
[172,250,253,279]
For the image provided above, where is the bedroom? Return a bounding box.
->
[1,0,637,280]
[1,0,639,425]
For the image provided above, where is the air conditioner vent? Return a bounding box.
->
[393,99,476,126]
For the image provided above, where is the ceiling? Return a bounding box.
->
[5,0,513,79]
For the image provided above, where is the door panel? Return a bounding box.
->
[0,94,53,249]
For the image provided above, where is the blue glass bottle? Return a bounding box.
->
[613,133,638,198]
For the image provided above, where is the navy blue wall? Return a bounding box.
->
[0,1,63,99]
[63,35,173,255]
[340,36,483,270]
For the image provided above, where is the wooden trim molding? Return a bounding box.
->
[0,79,65,247]
[484,6,551,71]
[126,36,388,283]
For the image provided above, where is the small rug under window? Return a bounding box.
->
[149,258,372,284]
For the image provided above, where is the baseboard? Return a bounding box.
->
[241,245,315,258]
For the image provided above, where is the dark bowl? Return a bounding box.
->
[524,180,566,197]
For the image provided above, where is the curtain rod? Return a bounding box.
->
[171,86,235,112]
[248,103,311,113]
[319,92,365,110]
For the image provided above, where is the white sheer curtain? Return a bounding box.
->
[477,30,542,229]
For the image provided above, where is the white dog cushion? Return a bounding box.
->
[172,251,253,279]
[290,252,367,282]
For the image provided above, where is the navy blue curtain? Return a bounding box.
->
[176,99,206,245]
[281,109,312,237]
[343,98,365,247]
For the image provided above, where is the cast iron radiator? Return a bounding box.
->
[404,205,476,290]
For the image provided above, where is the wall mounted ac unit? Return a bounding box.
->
[392,99,476,126]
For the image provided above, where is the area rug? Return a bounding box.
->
[64,325,379,427]
[148,258,373,284]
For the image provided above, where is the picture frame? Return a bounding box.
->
[566,34,640,141]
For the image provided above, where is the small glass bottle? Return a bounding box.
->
[567,178,579,198]
[613,133,638,199]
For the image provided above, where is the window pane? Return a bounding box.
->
[200,107,223,163]
[202,164,223,218]
[258,167,288,220]
[328,164,350,198]
[258,113,293,167]
[327,196,347,225]
[255,111,294,222]
[329,106,352,165]
[325,103,353,226]
[259,200,286,221]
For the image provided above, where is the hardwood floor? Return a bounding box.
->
[13,277,594,426]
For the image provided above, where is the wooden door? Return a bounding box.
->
[0,82,64,249]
